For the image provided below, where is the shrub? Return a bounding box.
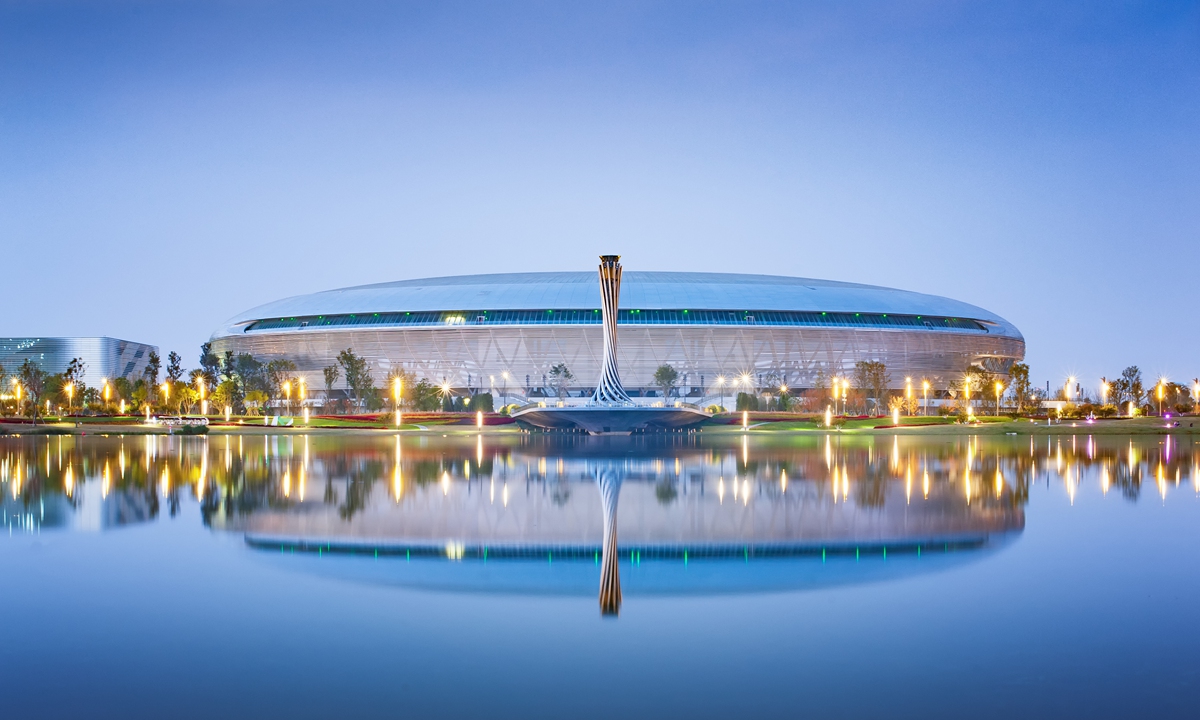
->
[735,392,760,411]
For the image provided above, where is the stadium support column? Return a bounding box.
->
[591,255,633,404]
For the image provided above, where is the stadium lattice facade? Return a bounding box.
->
[209,272,1024,403]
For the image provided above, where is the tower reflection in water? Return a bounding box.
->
[593,461,624,615]
[5,432,1199,611]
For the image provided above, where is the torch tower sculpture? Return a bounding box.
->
[591,255,634,405]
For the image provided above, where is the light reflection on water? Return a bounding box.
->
[4,434,1197,598]
[2,432,1200,718]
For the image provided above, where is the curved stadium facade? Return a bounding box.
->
[209,272,1024,402]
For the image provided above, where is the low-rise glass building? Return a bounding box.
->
[0,337,158,386]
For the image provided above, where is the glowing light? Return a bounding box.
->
[742,410,749,430]
[392,435,403,501]
[442,470,450,495]
[476,410,483,429]
[825,406,832,428]
[892,407,900,426]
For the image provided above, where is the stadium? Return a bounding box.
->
[209,271,1024,405]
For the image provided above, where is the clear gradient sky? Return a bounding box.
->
[2,1,1197,391]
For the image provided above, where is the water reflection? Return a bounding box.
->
[4,432,1198,608]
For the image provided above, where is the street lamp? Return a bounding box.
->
[963,375,972,418]
[922,380,930,416]
[161,382,170,410]
[65,382,74,415]
[905,377,912,415]
[12,379,21,417]
[1100,379,1109,407]
[1157,380,1165,417]
[299,379,307,424]
[716,375,726,411]
[1193,379,1199,414]
[393,377,403,427]
[994,381,1003,417]
[197,377,207,415]
[283,381,292,417]
[1065,376,1075,402]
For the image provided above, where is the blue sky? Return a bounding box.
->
[2,1,1197,390]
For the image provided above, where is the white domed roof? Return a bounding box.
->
[213,272,1021,340]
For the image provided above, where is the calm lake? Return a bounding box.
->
[2,432,1198,719]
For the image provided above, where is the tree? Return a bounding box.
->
[1121,366,1144,408]
[411,379,443,411]
[548,363,574,399]
[63,357,87,413]
[143,350,161,403]
[211,378,242,415]
[166,351,184,383]
[961,366,992,415]
[244,389,269,415]
[384,367,417,409]
[323,364,340,411]
[174,384,198,414]
[735,392,760,411]
[198,343,221,389]
[336,348,374,411]
[265,359,297,404]
[853,361,890,415]
[653,364,679,399]
[1008,362,1032,414]
[18,359,46,424]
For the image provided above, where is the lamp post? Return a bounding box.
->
[1100,378,1109,408]
[197,377,207,415]
[716,375,726,411]
[1193,379,1199,414]
[963,376,972,418]
[283,381,292,418]
[922,380,930,416]
[393,377,403,427]
[12,379,21,417]
[1157,380,1165,417]
[103,380,111,413]
[905,377,912,415]
[161,382,170,411]
[994,381,1003,417]
[501,371,509,408]
[299,379,306,424]
[65,382,74,415]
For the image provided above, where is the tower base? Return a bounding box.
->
[511,405,711,434]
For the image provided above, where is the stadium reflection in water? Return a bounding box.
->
[4,432,1197,615]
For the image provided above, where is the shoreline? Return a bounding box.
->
[1,415,1196,437]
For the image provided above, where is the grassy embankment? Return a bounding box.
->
[704,413,1200,436]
